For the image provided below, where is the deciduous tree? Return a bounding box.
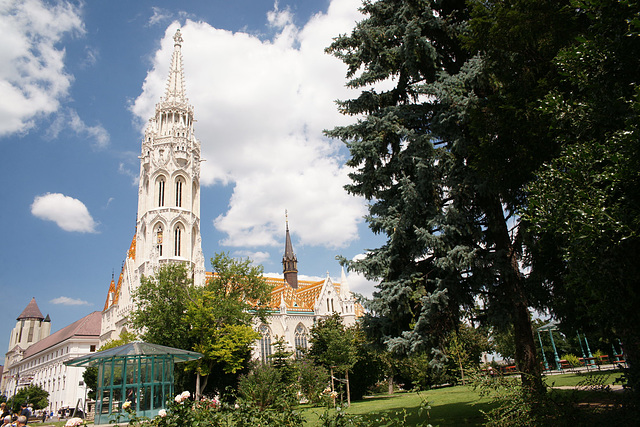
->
[524,0,640,397]
[186,252,272,398]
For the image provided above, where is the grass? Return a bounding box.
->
[301,369,627,426]
[543,370,623,388]
[302,385,493,426]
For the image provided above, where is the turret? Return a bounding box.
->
[8,298,50,351]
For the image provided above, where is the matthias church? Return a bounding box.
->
[2,29,360,412]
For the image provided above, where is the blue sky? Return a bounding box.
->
[0,0,385,364]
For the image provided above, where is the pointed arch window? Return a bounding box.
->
[175,177,184,207]
[259,324,272,364]
[294,324,308,359]
[174,225,183,257]
[157,176,166,207]
[155,224,164,256]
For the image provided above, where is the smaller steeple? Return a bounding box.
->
[282,210,298,289]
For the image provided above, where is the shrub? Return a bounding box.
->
[562,353,581,367]
[296,359,329,405]
[238,364,297,411]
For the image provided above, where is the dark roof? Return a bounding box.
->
[65,341,203,367]
[17,298,44,321]
[23,311,102,359]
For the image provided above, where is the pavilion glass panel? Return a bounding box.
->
[95,355,175,425]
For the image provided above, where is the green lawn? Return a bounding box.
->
[543,370,623,388]
[301,369,626,426]
[302,385,493,426]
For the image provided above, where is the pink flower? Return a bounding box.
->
[64,418,84,427]
[158,409,167,417]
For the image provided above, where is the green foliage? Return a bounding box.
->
[186,253,270,394]
[238,364,298,412]
[124,392,304,427]
[296,359,329,405]
[318,393,432,427]
[474,373,568,426]
[7,385,48,413]
[130,262,194,351]
[444,324,492,385]
[129,253,270,397]
[269,337,297,384]
[82,366,98,401]
[561,354,581,368]
[522,0,640,396]
[327,0,577,392]
[308,314,357,374]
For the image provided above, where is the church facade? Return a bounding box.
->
[101,29,360,359]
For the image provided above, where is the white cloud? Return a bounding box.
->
[233,250,271,264]
[131,0,366,251]
[47,108,110,148]
[148,6,173,26]
[31,192,98,233]
[345,254,379,298]
[118,162,139,186]
[50,296,90,306]
[0,0,84,136]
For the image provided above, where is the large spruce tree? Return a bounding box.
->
[327,0,575,390]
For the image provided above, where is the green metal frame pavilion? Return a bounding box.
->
[65,341,202,425]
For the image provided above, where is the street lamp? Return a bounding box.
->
[78,381,87,418]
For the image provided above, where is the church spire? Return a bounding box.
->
[164,29,187,104]
[282,211,298,289]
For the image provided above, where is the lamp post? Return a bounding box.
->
[79,381,87,418]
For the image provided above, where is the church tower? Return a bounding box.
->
[7,298,51,352]
[282,213,298,289]
[134,28,205,282]
[101,29,205,343]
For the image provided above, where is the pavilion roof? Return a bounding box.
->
[64,341,203,367]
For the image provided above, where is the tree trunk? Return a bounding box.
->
[330,367,336,407]
[346,369,351,407]
[487,199,543,393]
[195,372,201,400]
[458,358,466,386]
[388,374,394,394]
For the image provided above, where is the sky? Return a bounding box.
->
[0,0,387,364]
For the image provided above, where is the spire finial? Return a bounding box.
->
[285,209,289,230]
[174,29,183,46]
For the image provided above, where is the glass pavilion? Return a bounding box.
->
[65,341,202,425]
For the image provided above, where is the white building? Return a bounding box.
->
[101,29,361,360]
[2,299,100,415]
